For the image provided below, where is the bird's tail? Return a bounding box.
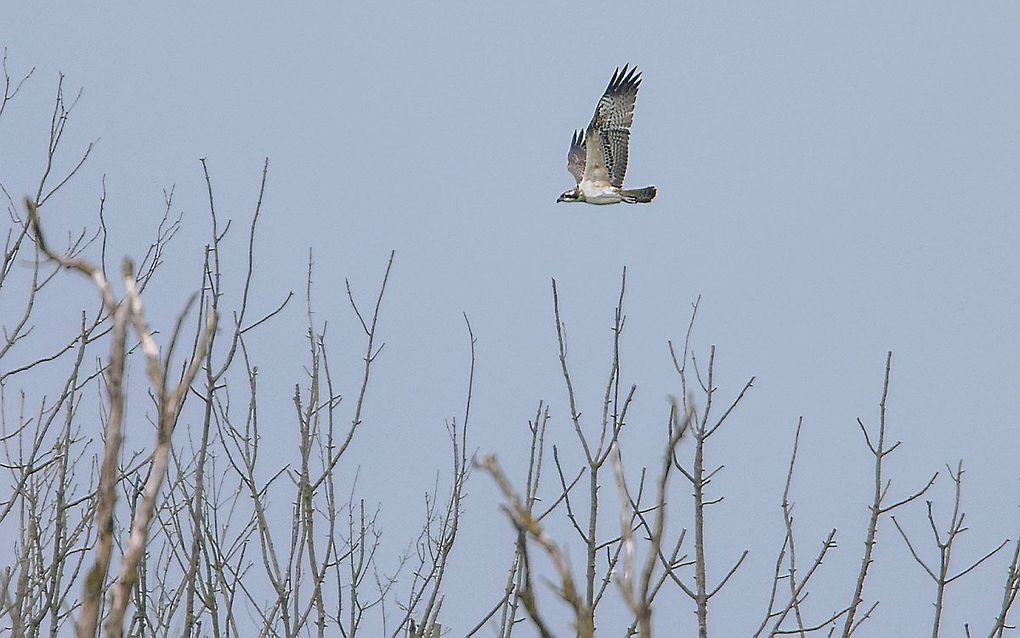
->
[620,186,657,204]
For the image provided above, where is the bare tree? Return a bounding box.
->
[892,461,1009,638]
[27,195,217,638]
[480,278,754,637]
[549,269,635,632]
[840,352,939,637]
[668,297,753,637]
[755,418,846,637]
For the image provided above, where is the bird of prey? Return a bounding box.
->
[557,65,657,205]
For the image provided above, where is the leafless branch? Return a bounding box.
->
[891,460,1009,637]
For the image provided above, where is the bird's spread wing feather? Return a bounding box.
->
[566,129,586,184]
[584,65,642,189]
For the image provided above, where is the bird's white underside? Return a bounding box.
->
[578,180,624,204]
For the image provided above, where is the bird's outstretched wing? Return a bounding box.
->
[584,65,642,188]
[566,129,586,184]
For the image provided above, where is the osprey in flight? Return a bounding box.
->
[558,65,657,205]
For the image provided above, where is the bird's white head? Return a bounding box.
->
[557,188,582,203]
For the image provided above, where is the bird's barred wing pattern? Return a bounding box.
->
[566,129,586,184]
[584,65,642,189]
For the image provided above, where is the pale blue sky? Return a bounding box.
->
[3,2,1020,635]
